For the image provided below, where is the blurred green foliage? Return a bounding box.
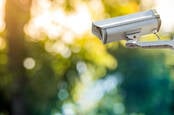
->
[0,0,174,115]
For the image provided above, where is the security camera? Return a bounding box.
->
[92,9,161,44]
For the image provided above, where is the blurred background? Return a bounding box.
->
[0,0,174,115]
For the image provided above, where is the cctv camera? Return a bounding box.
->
[92,9,161,44]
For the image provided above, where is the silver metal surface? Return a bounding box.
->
[92,9,174,50]
[92,9,161,44]
[126,40,174,49]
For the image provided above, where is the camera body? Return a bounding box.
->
[92,9,161,44]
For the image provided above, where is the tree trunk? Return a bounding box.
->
[5,0,32,115]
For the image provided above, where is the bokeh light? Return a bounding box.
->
[62,103,75,115]
[25,0,91,41]
[0,37,6,50]
[76,75,119,111]
[155,0,174,32]
[58,89,69,101]
[23,57,36,70]
[1,0,174,115]
[0,0,5,32]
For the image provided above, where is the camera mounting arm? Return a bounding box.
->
[126,39,174,49]
[125,29,174,49]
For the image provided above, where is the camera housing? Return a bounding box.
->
[92,9,161,44]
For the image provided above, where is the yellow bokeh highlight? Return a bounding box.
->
[0,0,5,32]
[0,37,6,50]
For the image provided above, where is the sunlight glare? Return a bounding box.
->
[0,0,5,32]
[155,0,174,32]
[25,0,91,42]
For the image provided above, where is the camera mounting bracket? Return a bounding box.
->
[125,29,174,49]
[125,29,141,42]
